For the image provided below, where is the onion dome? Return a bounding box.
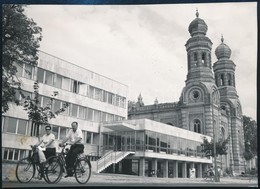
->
[188,9,208,36]
[215,35,231,59]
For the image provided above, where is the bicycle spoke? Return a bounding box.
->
[45,156,62,184]
[74,158,91,184]
[16,158,35,183]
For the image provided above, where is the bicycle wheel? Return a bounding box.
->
[74,157,91,184]
[16,157,35,183]
[44,156,63,184]
[202,172,208,180]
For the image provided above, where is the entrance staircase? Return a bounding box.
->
[92,150,135,173]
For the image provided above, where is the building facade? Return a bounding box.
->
[2,51,128,179]
[128,11,245,174]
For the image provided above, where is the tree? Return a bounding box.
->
[243,115,257,161]
[20,81,68,137]
[2,4,42,113]
[200,135,230,157]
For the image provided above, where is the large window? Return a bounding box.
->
[101,112,107,121]
[71,104,78,117]
[62,76,71,91]
[78,106,85,119]
[86,132,92,144]
[53,99,62,112]
[71,80,78,93]
[45,70,54,85]
[93,110,101,122]
[6,117,16,133]
[54,74,62,88]
[94,88,102,101]
[78,82,87,96]
[146,131,156,151]
[102,91,108,102]
[88,86,94,98]
[37,67,45,83]
[42,96,51,107]
[5,117,28,135]
[24,63,34,79]
[86,108,93,121]
[108,92,113,104]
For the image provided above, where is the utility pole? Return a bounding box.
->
[212,91,219,182]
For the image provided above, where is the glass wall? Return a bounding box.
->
[102,130,206,158]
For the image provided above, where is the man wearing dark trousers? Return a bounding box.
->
[59,121,84,177]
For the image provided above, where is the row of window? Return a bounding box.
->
[188,51,212,68]
[15,62,126,108]
[2,116,99,145]
[3,148,27,161]
[15,89,125,122]
[216,73,235,87]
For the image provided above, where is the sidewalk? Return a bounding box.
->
[3,172,258,185]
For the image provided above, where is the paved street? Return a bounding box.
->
[2,172,258,188]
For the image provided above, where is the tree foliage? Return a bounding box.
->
[20,81,69,137]
[2,4,42,113]
[243,115,257,161]
[201,135,230,157]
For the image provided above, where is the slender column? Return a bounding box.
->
[152,159,158,177]
[182,162,187,178]
[163,160,168,178]
[173,161,178,178]
[198,163,203,178]
[139,157,145,176]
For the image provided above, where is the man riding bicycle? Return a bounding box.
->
[59,121,84,177]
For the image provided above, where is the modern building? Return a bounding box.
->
[2,50,128,179]
[2,10,246,180]
[128,10,245,174]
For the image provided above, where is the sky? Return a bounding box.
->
[24,2,257,120]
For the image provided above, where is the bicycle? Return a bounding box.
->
[45,143,91,184]
[202,170,214,181]
[15,145,59,184]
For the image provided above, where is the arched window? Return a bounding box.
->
[194,119,201,133]
[227,73,232,86]
[194,52,198,67]
[220,74,224,86]
[194,52,198,61]
[188,54,191,70]
[202,52,206,64]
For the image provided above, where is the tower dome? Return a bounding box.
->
[215,35,231,59]
[188,9,208,36]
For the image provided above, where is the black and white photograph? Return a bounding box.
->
[2,1,258,188]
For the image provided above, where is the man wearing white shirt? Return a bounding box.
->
[59,121,84,177]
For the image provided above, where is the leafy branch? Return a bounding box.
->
[20,81,69,136]
[200,135,230,157]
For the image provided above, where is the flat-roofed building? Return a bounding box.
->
[2,51,128,179]
[99,119,212,178]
